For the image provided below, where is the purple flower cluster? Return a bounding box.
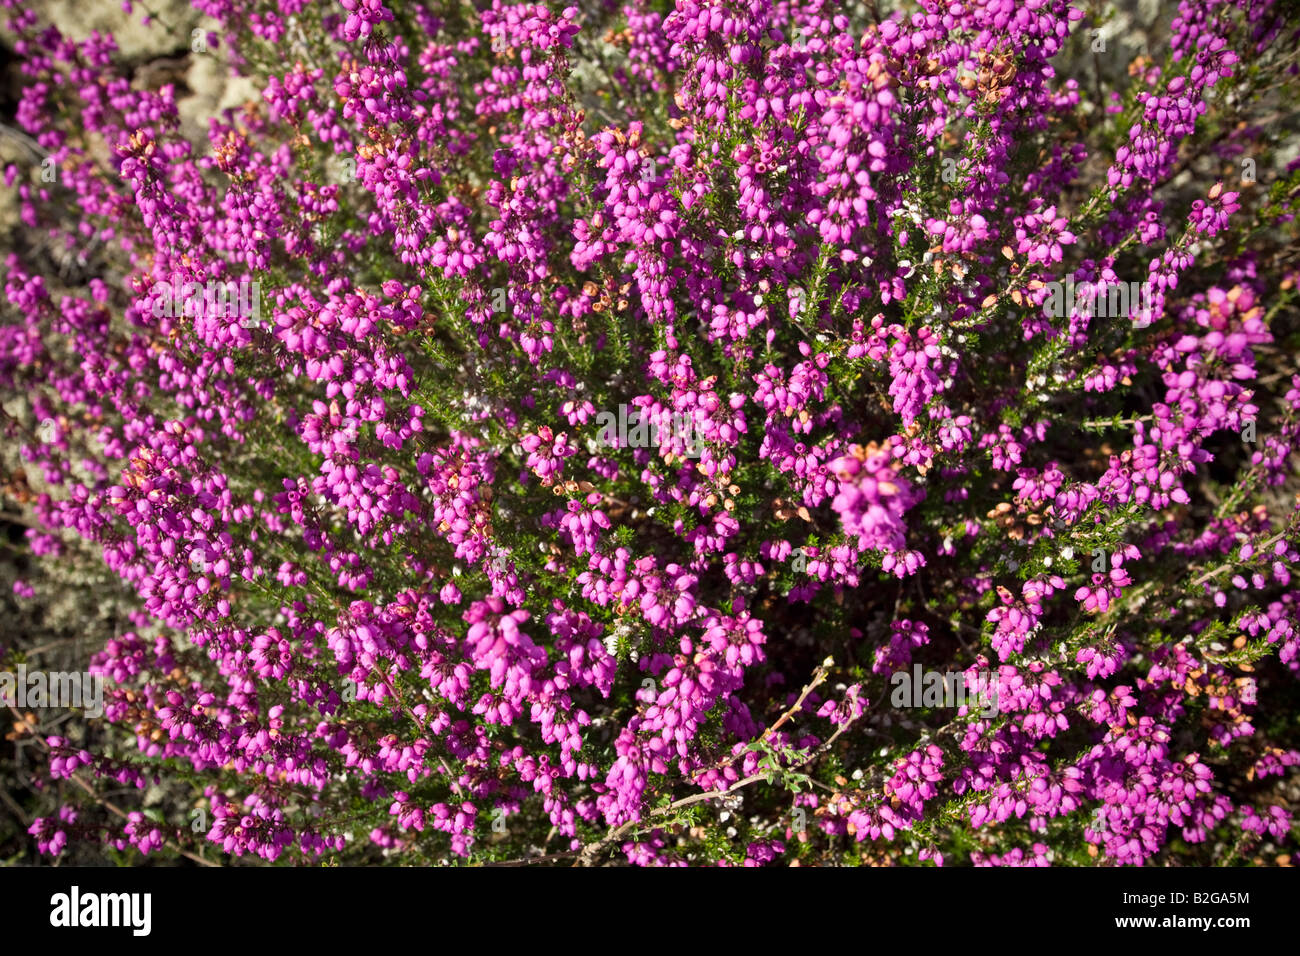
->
[2,0,1298,868]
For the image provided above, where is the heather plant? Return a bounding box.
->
[0,0,1298,868]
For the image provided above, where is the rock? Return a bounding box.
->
[28,0,198,62]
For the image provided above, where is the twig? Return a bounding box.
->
[477,850,580,867]
[0,784,29,826]
[6,704,218,866]
[362,664,465,798]
[1080,415,1154,430]
[575,660,854,867]
[0,122,47,159]
[1188,529,1289,588]
[692,657,833,779]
